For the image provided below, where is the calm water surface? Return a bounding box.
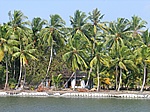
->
[0,96,150,112]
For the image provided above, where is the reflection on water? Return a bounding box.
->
[0,97,150,112]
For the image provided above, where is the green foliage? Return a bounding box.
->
[0,9,150,91]
[9,78,17,89]
[52,74,63,90]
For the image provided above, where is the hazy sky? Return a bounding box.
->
[1,0,150,28]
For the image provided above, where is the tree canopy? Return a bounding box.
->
[0,9,150,92]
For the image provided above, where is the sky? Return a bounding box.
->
[0,0,150,28]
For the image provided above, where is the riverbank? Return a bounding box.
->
[0,89,150,98]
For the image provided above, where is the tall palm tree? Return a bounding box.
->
[115,46,136,91]
[90,42,109,91]
[104,18,130,90]
[30,17,46,78]
[85,8,105,87]
[63,36,88,90]
[41,14,66,79]
[7,10,31,89]
[135,30,150,92]
[12,42,37,89]
[0,24,11,90]
[0,23,19,89]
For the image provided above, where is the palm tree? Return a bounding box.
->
[30,17,46,79]
[0,24,12,90]
[85,8,105,87]
[41,14,66,80]
[69,10,91,46]
[105,18,130,50]
[90,42,109,91]
[129,15,147,38]
[31,17,46,47]
[70,10,87,36]
[12,42,37,89]
[104,18,130,90]
[63,36,88,90]
[127,16,147,50]
[7,10,31,89]
[0,23,19,90]
[115,46,136,91]
[135,30,150,92]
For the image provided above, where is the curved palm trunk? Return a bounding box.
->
[115,65,118,90]
[73,72,76,91]
[97,66,100,92]
[63,72,75,88]
[13,60,16,79]
[23,65,26,89]
[117,68,122,91]
[86,31,96,88]
[140,64,147,92]
[85,67,92,87]
[33,61,36,77]
[45,45,53,79]
[15,58,23,89]
[4,56,8,90]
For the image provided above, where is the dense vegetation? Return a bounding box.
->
[1,9,150,92]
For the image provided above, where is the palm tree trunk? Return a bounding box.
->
[15,38,23,89]
[97,73,100,91]
[140,64,147,92]
[63,72,75,88]
[115,65,118,90]
[85,67,92,87]
[86,31,95,88]
[117,68,122,91]
[15,58,23,89]
[45,45,53,79]
[97,66,100,92]
[13,60,16,79]
[23,65,26,89]
[73,72,76,91]
[86,32,95,88]
[33,61,36,77]
[4,56,8,90]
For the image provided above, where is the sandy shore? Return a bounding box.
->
[0,89,150,98]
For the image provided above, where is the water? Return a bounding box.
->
[0,96,150,112]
